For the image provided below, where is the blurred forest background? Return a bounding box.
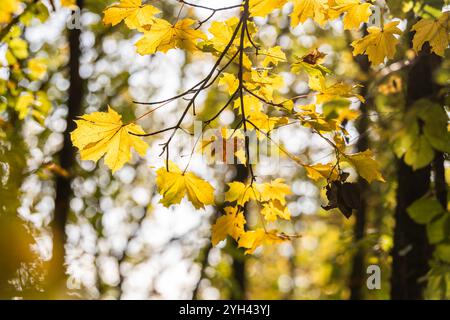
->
[0,0,449,300]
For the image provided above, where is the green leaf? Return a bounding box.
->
[427,214,449,245]
[416,103,450,153]
[407,198,444,224]
[435,243,450,263]
[424,123,450,153]
[404,135,435,170]
[393,121,419,158]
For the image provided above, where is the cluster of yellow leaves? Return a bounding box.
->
[290,0,372,29]
[103,0,206,55]
[243,0,375,30]
[292,50,364,105]
[280,1,448,64]
[67,0,397,256]
[211,179,293,253]
[211,207,288,254]
[71,107,148,173]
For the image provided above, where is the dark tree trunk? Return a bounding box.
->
[49,0,84,294]
[390,49,441,300]
[349,53,370,300]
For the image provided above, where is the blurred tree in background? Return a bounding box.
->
[0,0,449,300]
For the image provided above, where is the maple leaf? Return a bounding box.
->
[206,17,242,52]
[261,200,291,222]
[71,107,148,173]
[249,0,287,17]
[329,0,373,30]
[135,18,206,55]
[343,150,385,183]
[103,0,161,29]
[245,70,284,101]
[351,21,402,65]
[156,162,215,209]
[412,12,450,57]
[225,181,258,206]
[219,73,239,95]
[225,179,292,223]
[211,207,246,246]
[238,228,288,254]
[316,82,365,103]
[256,178,292,205]
[304,163,339,181]
[261,46,286,67]
[291,0,329,27]
[234,95,263,115]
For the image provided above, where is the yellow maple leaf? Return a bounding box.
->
[343,149,385,183]
[411,12,450,57]
[304,163,339,181]
[261,46,286,67]
[71,106,148,173]
[351,21,402,65]
[233,95,263,115]
[156,162,215,209]
[256,178,292,205]
[225,181,258,206]
[238,228,287,254]
[316,82,365,103]
[135,18,206,55]
[207,17,242,52]
[246,69,284,101]
[103,0,160,29]
[218,73,239,95]
[291,0,329,27]
[211,207,246,246]
[329,0,373,30]
[250,0,287,17]
[261,200,291,222]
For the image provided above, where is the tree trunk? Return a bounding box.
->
[349,54,370,300]
[390,49,441,300]
[49,0,84,295]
